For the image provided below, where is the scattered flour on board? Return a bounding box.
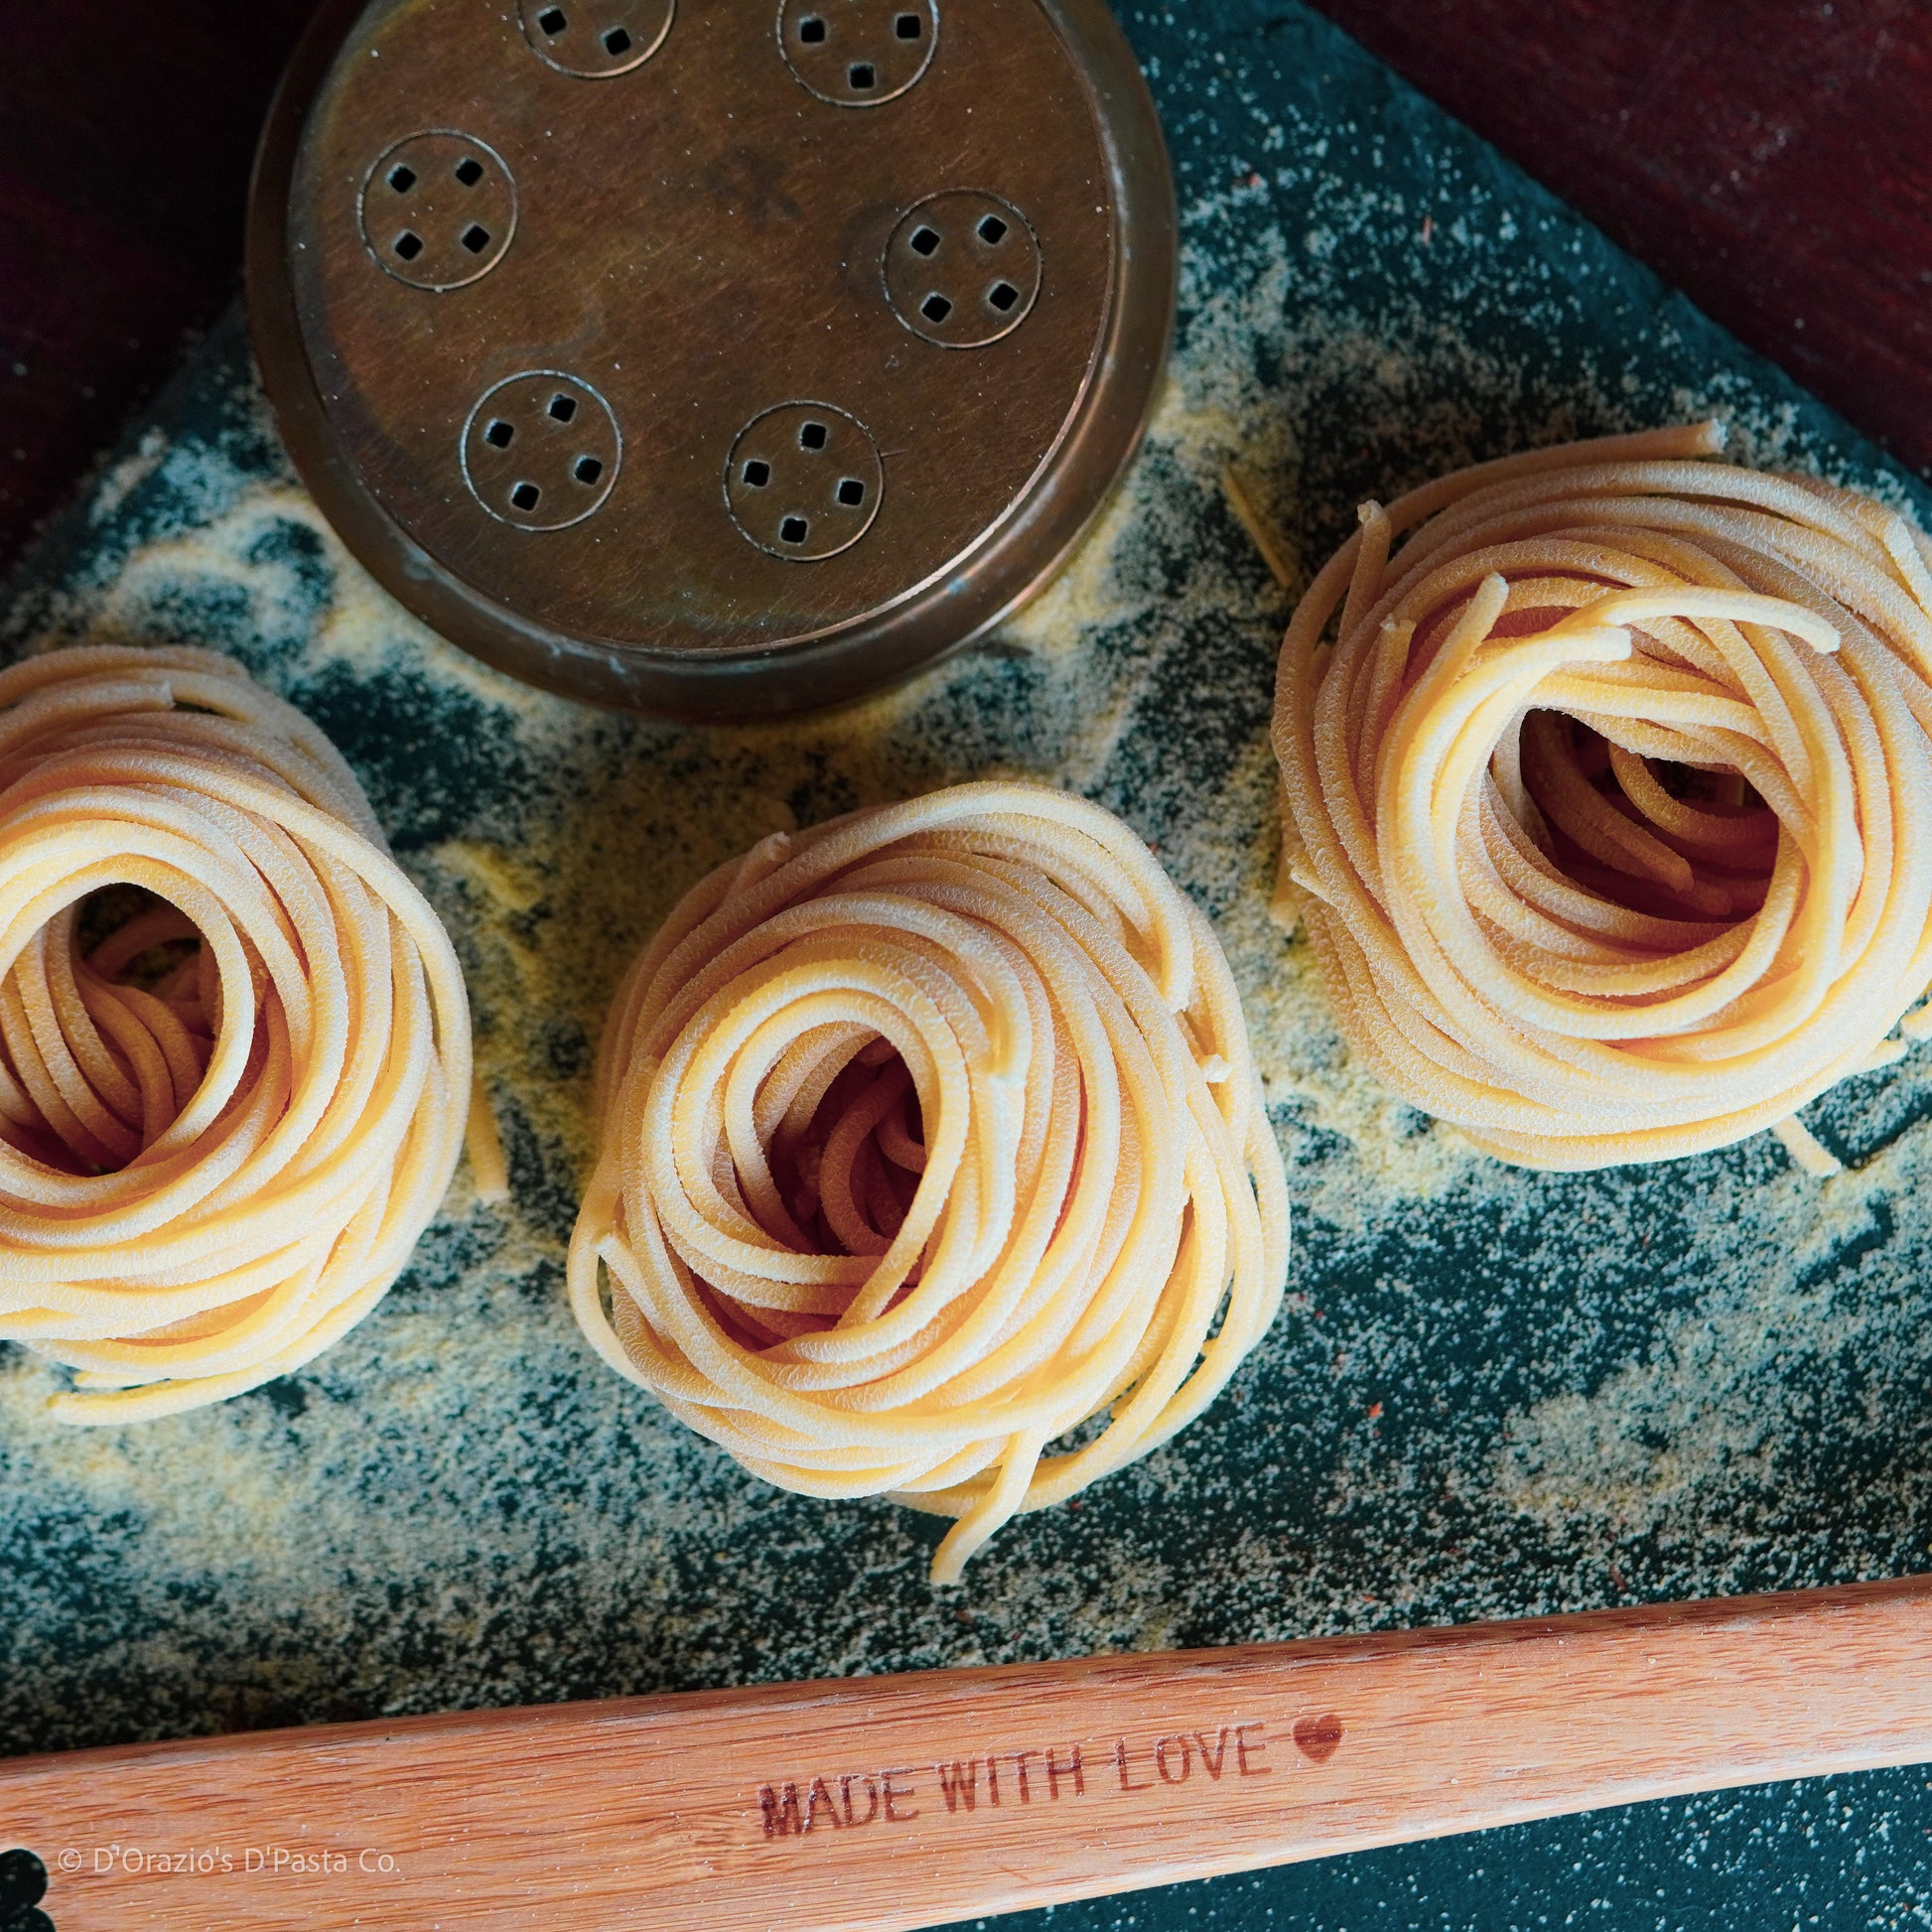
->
[4,75,1932,1759]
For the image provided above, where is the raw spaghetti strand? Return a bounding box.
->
[0,646,473,1421]
[1273,421,1932,1170]
[570,780,1290,1583]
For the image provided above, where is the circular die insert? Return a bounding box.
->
[727,403,884,561]
[519,0,676,76]
[256,0,1177,717]
[359,131,516,291]
[778,0,938,106]
[887,191,1041,348]
[464,372,622,531]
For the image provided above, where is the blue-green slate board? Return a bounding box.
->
[6,4,1932,1928]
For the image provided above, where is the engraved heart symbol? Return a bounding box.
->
[1293,1715,1344,1763]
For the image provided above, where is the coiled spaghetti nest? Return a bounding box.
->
[0,647,472,1420]
[571,781,1290,1582]
[1274,422,1932,1171]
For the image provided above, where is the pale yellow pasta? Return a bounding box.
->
[1274,422,1932,1170]
[0,647,472,1421]
[570,781,1290,1583]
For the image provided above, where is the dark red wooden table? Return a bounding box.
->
[3,0,1929,573]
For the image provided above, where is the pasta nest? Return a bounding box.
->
[1274,422,1932,1171]
[0,648,472,1421]
[570,781,1289,1582]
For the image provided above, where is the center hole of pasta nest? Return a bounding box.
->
[1519,712,1777,924]
[6,886,215,1175]
[766,1036,926,1277]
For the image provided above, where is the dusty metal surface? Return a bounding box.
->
[249,0,1176,717]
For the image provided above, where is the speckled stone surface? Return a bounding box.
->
[5,3,1932,1927]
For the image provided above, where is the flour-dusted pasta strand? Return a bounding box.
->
[0,647,473,1420]
[570,781,1290,1583]
[1273,423,1932,1169]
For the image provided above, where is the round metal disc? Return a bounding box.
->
[247,0,1176,720]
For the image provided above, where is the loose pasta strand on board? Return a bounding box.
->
[1272,422,1932,1170]
[570,781,1291,1584]
[0,646,473,1421]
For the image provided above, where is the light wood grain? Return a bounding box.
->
[6,1577,1932,1930]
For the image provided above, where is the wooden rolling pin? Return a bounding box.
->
[5,1575,1931,1931]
